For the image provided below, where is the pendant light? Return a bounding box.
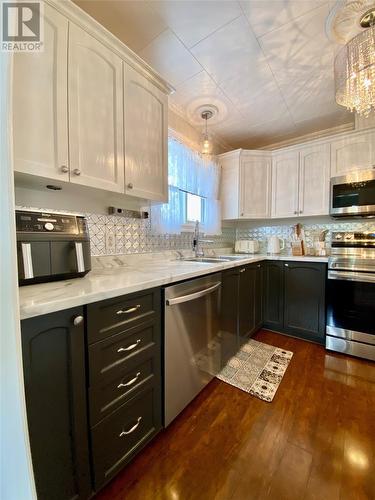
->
[201,110,213,155]
[335,8,375,116]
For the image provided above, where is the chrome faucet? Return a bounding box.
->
[193,221,214,257]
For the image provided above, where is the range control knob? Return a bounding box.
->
[44,222,54,231]
[345,233,354,240]
[335,233,343,240]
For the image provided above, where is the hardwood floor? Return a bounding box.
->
[95,330,375,500]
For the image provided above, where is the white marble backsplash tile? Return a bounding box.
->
[17,204,375,257]
[86,214,235,256]
[236,220,375,255]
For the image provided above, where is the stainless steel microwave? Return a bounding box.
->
[330,169,375,218]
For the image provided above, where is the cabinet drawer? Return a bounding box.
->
[87,288,160,344]
[89,355,159,426]
[91,386,161,489]
[88,320,158,386]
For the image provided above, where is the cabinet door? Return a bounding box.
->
[220,268,240,360]
[330,131,375,176]
[240,156,271,218]
[253,263,263,332]
[220,158,239,219]
[13,4,68,180]
[21,308,91,500]
[283,262,326,344]
[271,152,300,218]
[299,144,330,216]
[263,261,284,330]
[69,24,124,193]
[124,63,168,202]
[238,265,256,337]
[221,268,240,337]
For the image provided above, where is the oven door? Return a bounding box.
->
[330,170,375,217]
[326,270,375,360]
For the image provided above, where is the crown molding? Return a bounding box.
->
[45,0,174,94]
[261,122,355,151]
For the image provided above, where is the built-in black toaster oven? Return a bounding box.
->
[16,209,91,285]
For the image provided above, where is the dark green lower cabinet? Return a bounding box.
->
[253,263,263,332]
[221,262,263,343]
[21,307,91,500]
[221,266,240,338]
[263,261,284,330]
[263,261,326,344]
[21,288,163,499]
[283,262,326,344]
[91,385,161,488]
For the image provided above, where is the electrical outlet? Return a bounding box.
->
[105,227,116,254]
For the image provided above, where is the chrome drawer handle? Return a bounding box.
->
[117,372,141,389]
[21,243,34,279]
[119,417,142,437]
[117,339,141,353]
[116,305,141,315]
[239,268,246,273]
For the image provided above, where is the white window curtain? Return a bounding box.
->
[151,136,222,235]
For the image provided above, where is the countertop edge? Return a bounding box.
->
[19,254,328,320]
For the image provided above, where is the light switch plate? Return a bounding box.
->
[105,227,116,254]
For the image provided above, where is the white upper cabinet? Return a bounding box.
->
[12,1,171,200]
[13,4,69,181]
[221,127,374,221]
[271,152,300,218]
[220,152,241,220]
[69,24,124,193]
[123,64,168,202]
[219,151,271,220]
[330,130,375,176]
[298,144,330,216]
[240,154,271,218]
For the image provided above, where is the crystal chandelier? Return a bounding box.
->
[334,9,375,117]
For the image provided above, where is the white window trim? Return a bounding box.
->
[182,190,206,227]
[181,222,207,232]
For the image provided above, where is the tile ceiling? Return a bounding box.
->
[74,0,354,150]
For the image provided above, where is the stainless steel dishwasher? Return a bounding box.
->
[164,273,222,426]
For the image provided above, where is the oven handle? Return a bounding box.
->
[166,282,221,306]
[328,270,375,283]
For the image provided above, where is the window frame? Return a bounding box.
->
[180,190,206,231]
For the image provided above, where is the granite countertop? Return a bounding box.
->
[18,251,329,320]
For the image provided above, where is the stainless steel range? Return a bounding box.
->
[326,231,375,361]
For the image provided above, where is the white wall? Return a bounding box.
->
[0,53,36,500]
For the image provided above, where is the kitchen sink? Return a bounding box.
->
[181,257,232,263]
[218,255,251,260]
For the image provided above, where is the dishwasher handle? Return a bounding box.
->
[166,282,221,306]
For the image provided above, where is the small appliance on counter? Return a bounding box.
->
[234,239,260,254]
[291,223,305,256]
[326,231,375,361]
[16,209,91,285]
[267,236,285,255]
